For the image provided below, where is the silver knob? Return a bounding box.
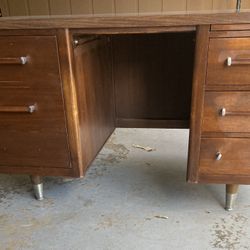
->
[220,107,227,117]
[216,152,222,161]
[73,39,79,46]
[226,57,232,66]
[28,104,36,113]
[20,56,28,65]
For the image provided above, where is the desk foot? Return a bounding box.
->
[225,184,239,211]
[30,175,44,201]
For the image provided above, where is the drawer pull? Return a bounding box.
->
[220,107,227,117]
[0,104,36,113]
[0,56,28,65]
[226,56,250,67]
[219,107,250,117]
[216,152,222,161]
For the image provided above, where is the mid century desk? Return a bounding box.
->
[1,12,250,211]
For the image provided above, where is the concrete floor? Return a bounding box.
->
[0,129,250,250]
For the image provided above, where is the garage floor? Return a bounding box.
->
[0,129,250,250]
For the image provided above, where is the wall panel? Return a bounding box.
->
[28,0,50,15]
[8,0,29,16]
[49,0,71,15]
[242,0,250,9]
[71,0,93,14]
[139,0,162,13]
[163,0,186,12]
[93,0,115,14]
[115,0,138,13]
[213,0,235,10]
[0,0,9,16]
[187,0,213,11]
[1,0,248,17]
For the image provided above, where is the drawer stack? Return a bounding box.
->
[197,25,250,183]
[0,32,72,174]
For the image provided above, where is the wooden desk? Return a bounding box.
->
[1,12,250,210]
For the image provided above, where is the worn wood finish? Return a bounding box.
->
[0,36,61,83]
[199,138,250,180]
[187,25,210,183]
[0,32,71,171]
[56,29,84,177]
[210,30,250,38]
[207,37,250,86]
[2,13,250,30]
[71,26,196,35]
[0,165,74,176]
[72,35,115,173]
[113,32,195,127]
[203,92,250,133]
[211,24,250,31]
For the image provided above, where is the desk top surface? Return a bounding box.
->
[0,11,250,30]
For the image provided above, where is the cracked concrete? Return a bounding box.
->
[0,129,250,250]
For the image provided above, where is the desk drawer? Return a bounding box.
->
[207,37,250,86]
[0,86,71,169]
[199,138,250,176]
[202,91,250,133]
[0,33,71,169]
[0,35,60,83]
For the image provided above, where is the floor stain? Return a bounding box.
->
[211,214,249,250]
[95,135,130,165]
[0,175,31,203]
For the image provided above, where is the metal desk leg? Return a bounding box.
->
[30,175,44,200]
[225,184,239,211]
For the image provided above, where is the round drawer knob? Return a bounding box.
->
[73,39,79,46]
[226,57,232,66]
[216,152,222,161]
[220,107,227,117]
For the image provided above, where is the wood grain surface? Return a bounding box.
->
[113,32,194,128]
[2,13,250,30]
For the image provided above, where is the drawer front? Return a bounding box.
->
[0,88,71,169]
[0,36,60,83]
[0,36,71,169]
[199,138,250,176]
[207,38,250,86]
[202,91,250,133]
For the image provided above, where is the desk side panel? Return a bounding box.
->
[72,35,115,174]
[187,25,210,183]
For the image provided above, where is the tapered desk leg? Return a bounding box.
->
[225,184,239,211]
[30,175,44,200]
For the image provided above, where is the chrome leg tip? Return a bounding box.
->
[33,183,44,201]
[225,193,237,211]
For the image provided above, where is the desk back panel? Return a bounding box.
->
[112,32,195,128]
